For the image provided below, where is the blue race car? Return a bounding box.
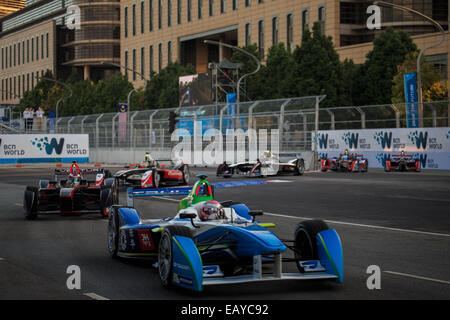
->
[107,175,343,291]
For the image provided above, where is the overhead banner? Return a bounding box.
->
[0,134,89,163]
[314,128,450,170]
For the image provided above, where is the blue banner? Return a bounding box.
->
[404,73,419,128]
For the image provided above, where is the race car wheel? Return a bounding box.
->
[295,159,305,176]
[182,165,190,185]
[294,220,329,272]
[100,187,114,218]
[39,180,49,189]
[158,226,194,288]
[23,186,38,220]
[152,169,160,188]
[384,162,390,172]
[363,160,368,172]
[107,206,120,258]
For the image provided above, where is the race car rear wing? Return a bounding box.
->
[54,168,105,175]
[391,154,412,157]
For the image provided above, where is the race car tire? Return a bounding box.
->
[24,186,38,220]
[364,160,368,172]
[182,165,190,185]
[158,226,194,288]
[104,170,112,179]
[384,162,390,172]
[100,188,114,218]
[295,159,305,176]
[107,206,120,258]
[294,220,329,272]
[152,169,160,188]
[39,180,49,189]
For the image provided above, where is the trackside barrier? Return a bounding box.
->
[126,180,268,207]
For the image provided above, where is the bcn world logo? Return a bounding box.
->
[31,137,65,155]
[374,131,393,149]
[341,132,359,149]
[408,131,428,149]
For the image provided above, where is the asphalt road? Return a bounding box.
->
[0,165,449,300]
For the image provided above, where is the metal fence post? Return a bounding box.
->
[81,115,88,134]
[149,110,158,147]
[356,107,366,129]
[314,96,319,170]
[112,113,119,148]
[325,109,335,130]
[390,105,400,128]
[67,117,75,134]
[424,102,437,127]
[95,114,104,149]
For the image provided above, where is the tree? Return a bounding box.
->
[292,22,343,107]
[19,69,54,112]
[143,62,195,109]
[392,52,444,103]
[356,27,417,105]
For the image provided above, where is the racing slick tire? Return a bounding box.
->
[107,206,120,258]
[384,162,390,172]
[295,159,305,176]
[100,184,117,218]
[216,163,232,177]
[293,220,329,272]
[152,169,160,188]
[23,186,38,220]
[416,162,421,172]
[181,165,190,185]
[158,226,194,288]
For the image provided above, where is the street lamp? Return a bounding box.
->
[39,76,73,133]
[203,40,261,129]
[374,1,445,127]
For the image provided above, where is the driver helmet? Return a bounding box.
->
[68,173,81,186]
[199,201,225,221]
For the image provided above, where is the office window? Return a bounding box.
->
[27,39,29,63]
[124,6,129,37]
[258,0,263,3]
[149,0,154,31]
[27,73,29,91]
[9,78,11,98]
[14,44,16,67]
[9,45,11,67]
[187,0,192,22]
[1,79,3,100]
[36,36,39,61]
[141,47,145,79]
[14,77,16,97]
[41,35,44,59]
[31,39,34,63]
[149,45,154,75]
[177,0,182,24]
[124,50,129,77]
[168,0,172,26]
[167,41,172,63]
[272,16,278,45]
[46,34,48,58]
[141,1,145,33]
[302,9,309,35]
[132,49,137,80]
[318,5,326,35]
[18,43,20,66]
[1,48,3,70]
[23,40,25,63]
[158,43,162,72]
[132,3,136,36]
[245,23,251,47]
[245,0,250,7]
[31,73,34,88]
[220,0,225,14]
[198,0,203,19]
[158,0,162,29]
[232,0,237,10]
[286,13,294,51]
[209,0,214,16]
[22,74,25,96]
[18,75,20,97]
[258,20,264,59]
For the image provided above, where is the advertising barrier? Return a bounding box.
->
[0,134,89,163]
[314,128,450,170]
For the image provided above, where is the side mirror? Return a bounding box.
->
[179,212,199,228]
[249,210,263,222]
[179,213,197,220]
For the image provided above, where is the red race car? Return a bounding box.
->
[114,154,190,189]
[384,151,421,172]
[23,162,118,219]
[320,150,368,173]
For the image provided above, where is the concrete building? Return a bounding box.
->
[120,0,449,90]
[0,0,120,105]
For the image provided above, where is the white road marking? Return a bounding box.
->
[0,258,4,261]
[146,195,450,238]
[384,271,450,285]
[14,203,22,206]
[83,292,110,300]
[263,212,450,238]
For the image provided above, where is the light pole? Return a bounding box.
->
[39,76,73,133]
[203,40,261,129]
[374,1,445,127]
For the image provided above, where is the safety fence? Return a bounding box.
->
[2,98,449,157]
